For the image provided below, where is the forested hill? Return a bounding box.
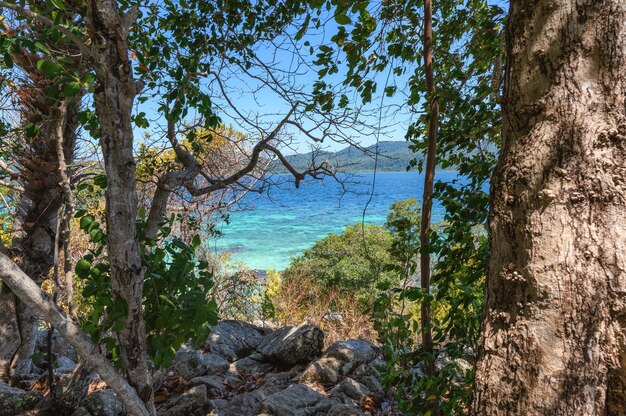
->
[270,141,422,173]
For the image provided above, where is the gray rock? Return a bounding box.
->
[300,340,378,385]
[187,375,225,398]
[55,356,77,374]
[227,391,263,416]
[258,384,336,416]
[208,398,229,415]
[330,378,370,405]
[82,389,124,416]
[256,323,324,367]
[158,385,210,416]
[169,347,228,379]
[327,403,364,416]
[0,382,40,415]
[205,320,266,362]
[227,385,283,416]
[35,328,78,362]
[359,375,384,400]
[71,407,93,416]
[229,354,274,376]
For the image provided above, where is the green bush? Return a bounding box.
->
[283,223,399,296]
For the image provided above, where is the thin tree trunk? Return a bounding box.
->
[419,0,439,404]
[85,2,154,413]
[473,0,626,414]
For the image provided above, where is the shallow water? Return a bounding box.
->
[208,171,462,271]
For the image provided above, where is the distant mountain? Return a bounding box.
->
[270,141,421,173]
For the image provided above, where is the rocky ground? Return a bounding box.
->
[0,320,395,416]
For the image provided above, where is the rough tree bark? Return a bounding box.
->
[0,73,79,379]
[85,2,154,413]
[473,0,626,414]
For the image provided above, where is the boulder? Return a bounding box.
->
[227,391,263,416]
[300,340,378,385]
[35,328,78,362]
[208,398,229,415]
[229,354,273,376]
[55,356,77,374]
[169,347,228,379]
[258,384,337,416]
[359,375,385,400]
[327,403,364,416]
[157,385,211,416]
[82,389,124,416]
[256,323,324,367]
[0,382,40,415]
[187,375,226,398]
[205,320,266,362]
[227,385,283,416]
[329,378,370,405]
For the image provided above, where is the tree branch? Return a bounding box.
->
[0,252,150,416]
[0,2,92,59]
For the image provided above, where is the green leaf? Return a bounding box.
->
[159,295,177,309]
[334,13,351,25]
[34,42,51,55]
[75,259,91,279]
[79,215,94,230]
[61,81,81,97]
[3,53,13,68]
[36,59,62,78]
[93,174,107,189]
[50,0,67,10]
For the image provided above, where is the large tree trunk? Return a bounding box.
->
[473,0,626,414]
[86,2,154,413]
[0,78,79,379]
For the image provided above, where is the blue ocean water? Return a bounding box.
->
[208,171,462,271]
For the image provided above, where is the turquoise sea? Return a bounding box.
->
[208,171,462,271]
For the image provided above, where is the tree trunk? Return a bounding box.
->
[473,0,626,414]
[0,80,79,380]
[0,252,150,416]
[86,2,154,413]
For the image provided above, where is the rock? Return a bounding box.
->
[227,385,283,416]
[54,363,98,414]
[208,398,229,415]
[35,328,78,362]
[359,375,384,400]
[330,378,370,405]
[71,407,93,416]
[258,384,337,416]
[229,354,273,376]
[300,340,378,385]
[158,385,211,416]
[187,375,225,398]
[169,347,228,379]
[0,382,41,415]
[256,323,324,367]
[205,320,266,362]
[227,391,263,416]
[327,403,364,416]
[55,356,77,374]
[82,389,124,416]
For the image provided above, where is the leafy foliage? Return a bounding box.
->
[283,223,398,296]
[75,206,217,369]
[304,0,505,412]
